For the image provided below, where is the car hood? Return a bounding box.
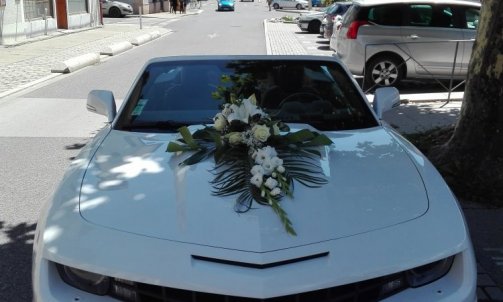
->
[299,11,323,19]
[80,126,428,252]
[109,1,130,6]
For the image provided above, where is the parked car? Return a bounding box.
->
[321,1,353,39]
[217,0,235,10]
[336,0,481,88]
[100,0,133,18]
[329,14,344,51]
[271,0,308,10]
[297,3,338,33]
[33,55,477,302]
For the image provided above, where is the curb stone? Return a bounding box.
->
[100,41,134,56]
[51,53,101,73]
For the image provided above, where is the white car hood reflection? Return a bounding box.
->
[80,126,428,252]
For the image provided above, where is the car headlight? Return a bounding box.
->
[379,256,455,299]
[406,256,454,287]
[56,264,111,295]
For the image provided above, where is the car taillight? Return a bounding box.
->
[346,20,368,39]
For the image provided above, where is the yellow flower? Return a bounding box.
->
[252,124,271,143]
[228,132,242,145]
[214,113,227,131]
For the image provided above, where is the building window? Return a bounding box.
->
[68,0,88,14]
[24,0,53,20]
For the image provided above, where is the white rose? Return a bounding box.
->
[250,174,263,188]
[252,124,271,143]
[265,177,278,190]
[277,165,285,173]
[214,113,227,131]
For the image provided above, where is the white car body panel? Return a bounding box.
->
[33,124,476,301]
[78,127,427,252]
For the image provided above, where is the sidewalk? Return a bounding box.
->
[0,10,200,98]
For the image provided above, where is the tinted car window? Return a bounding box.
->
[367,5,402,26]
[432,6,455,28]
[464,7,480,29]
[116,60,378,132]
[407,4,433,26]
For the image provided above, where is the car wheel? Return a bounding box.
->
[273,3,279,9]
[296,3,302,9]
[365,55,404,88]
[307,20,321,33]
[109,6,122,18]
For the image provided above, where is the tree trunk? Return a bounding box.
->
[431,0,503,204]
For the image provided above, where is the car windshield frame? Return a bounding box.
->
[114,58,378,133]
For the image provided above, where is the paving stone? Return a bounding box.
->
[479,287,490,301]
[485,287,503,301]
[480,274,498,286]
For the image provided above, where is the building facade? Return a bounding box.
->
[0,0,100,45]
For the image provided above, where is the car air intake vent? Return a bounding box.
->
[192,252,329,269]
[109,272,407,302]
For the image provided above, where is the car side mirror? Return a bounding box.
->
[372,87,400,119]
[87,90,117,123]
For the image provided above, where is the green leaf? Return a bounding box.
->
[181,148,212,166]
[285,129,316,143]
[179,126,198,149]
[166,142,187,152]
[269,199,296,236]
[305,134,333,147]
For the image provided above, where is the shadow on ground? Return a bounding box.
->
[0,221,36,302]
[383,100,461,135]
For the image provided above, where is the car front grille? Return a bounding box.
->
[109,273,407,302]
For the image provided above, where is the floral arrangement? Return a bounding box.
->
[166,95,332,235]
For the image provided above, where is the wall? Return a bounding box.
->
[0,0,26,44]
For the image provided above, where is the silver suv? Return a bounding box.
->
[335,0,480,88]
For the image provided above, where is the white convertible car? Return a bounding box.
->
[33,56,476,302]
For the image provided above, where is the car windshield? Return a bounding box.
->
[115,59,378,132]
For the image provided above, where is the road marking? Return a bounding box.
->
[208,33,218,39]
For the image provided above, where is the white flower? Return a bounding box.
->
[222,104,232,117]
[262,159,275,175]
[213,113,227,131]
[250,173,263,188]
[265,177,278,190]
[271,156,283,167]
[255,146,277,164]
[227,132,242,145]
[226,99,265,124]
[277,165,285,173]
[252,124,271,143]
[272,123,281,135]
[270,187,281,196]
[251,165,265,176]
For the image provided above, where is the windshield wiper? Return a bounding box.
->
[120,121,192,132]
